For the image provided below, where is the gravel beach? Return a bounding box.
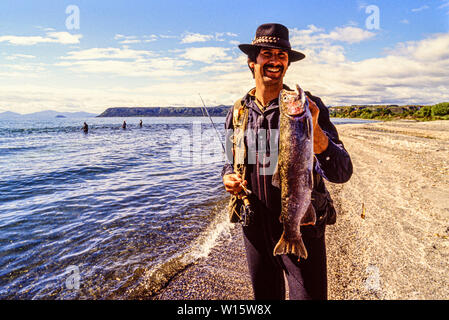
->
[152,120,449,300]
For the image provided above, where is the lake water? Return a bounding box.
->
[0,116,371,299]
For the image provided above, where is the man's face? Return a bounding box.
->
[250,47,289,85]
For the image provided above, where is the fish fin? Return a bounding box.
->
[308,169,313,190]
[271,162,280,188]
[306,115,312,140]
[273,232,308,259]
[300,203,316,226]
[296,84,305,102]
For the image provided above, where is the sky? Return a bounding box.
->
[0,0,448,114]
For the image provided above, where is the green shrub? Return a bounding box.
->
[415,106,432,118]
[431,102,449,116]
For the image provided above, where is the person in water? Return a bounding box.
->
[82,122,88,133]
[221,23,353,300]
[139,119,143,128]
[122,121,127,129]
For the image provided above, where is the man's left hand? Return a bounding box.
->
[307,96,329,154]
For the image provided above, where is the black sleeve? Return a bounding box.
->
[306,91,353,184]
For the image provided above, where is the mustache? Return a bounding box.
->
[263,64,284,72]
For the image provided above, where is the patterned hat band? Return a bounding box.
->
[252,36,281,45]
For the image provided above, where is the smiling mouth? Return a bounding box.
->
[263,65,283,75]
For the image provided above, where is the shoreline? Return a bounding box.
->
[151,120,449,300]
[152,224,253,300]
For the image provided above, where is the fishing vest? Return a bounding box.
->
[228,98,249,223]
[227,96,337,227]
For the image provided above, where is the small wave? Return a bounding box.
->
[0,145,45,156]
[0,164,131,203]
[118,199,232,299]
[0,124,165,137]
[182,206,234,261]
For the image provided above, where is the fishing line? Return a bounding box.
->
[198,94,226,154]
[198,94,253,226]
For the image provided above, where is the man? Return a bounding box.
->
[82,122,88,134]
[222,23,353,300]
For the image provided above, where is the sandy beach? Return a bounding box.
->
[152,120,449,300]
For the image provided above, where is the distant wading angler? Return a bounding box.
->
[222,23,353,300]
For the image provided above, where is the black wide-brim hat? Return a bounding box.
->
[239,23,305,62]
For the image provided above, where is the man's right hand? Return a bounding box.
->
[223,173,247,195]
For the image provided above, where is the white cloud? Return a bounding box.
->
[0,31,82,45]
[143,35,158,43]
[1,24,448,113]
[181,47,232,63]
[180,32,238,44]
[56,59,191,78]
[120,39,141,44]
[215,32,238,42]
[5,54,36,60]
[411,5,429,12]
[288,25,375,65]
[159,35,178,39]
[324,26,376,44]
[114,34,158,44]
[115,34,140,44]
[284,32,449,106]
[61,47,155,60]
[181,32,214,44]
[56,47,192,78]
[388,33,449,61]
[290,25,376,48]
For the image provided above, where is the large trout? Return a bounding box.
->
[272,84,316,260]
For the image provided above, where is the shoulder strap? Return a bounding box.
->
[232,98,249,177]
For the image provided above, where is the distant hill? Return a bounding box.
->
[97,106,231,117]
[0,111,22,119]
[0,110,97,120]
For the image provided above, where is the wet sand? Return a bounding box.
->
[152,120,449,300]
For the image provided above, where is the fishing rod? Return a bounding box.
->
[198,94,254,226]
[197,93,252,199]
[198,94,226,154]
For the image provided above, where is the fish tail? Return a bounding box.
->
[273,232,308,260]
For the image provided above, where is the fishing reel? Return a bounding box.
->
[239,196,254,227]
[238,184,254,227]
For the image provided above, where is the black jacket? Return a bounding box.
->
[221,87,353,234]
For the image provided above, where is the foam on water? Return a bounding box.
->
[121,199,234,299]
